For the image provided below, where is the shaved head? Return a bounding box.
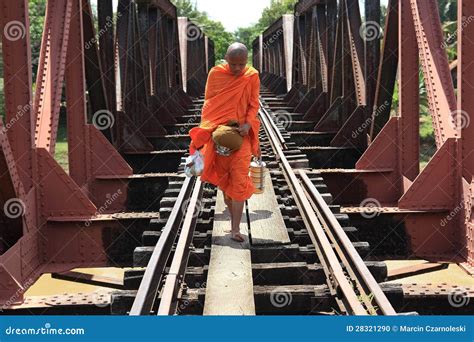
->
[226,42,248,58]
[225,42,248,76]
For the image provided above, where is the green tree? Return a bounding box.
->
[234,26,261,52]
[29,0,47,81]
[172,0,234,61]
[0,1,45,120]
[257,0,296,29]
[234,0,297,65]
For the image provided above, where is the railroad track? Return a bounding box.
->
[259,100,395,315]
[110,93,401,316]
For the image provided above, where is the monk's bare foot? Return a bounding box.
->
[230,231,245,242]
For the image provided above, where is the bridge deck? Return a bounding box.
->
[248,172,291,245]
[203,191,255,315]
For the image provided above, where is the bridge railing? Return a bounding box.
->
[254,0,474,271]
[0,0,214,305]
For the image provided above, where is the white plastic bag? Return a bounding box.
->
[184,150,204,177]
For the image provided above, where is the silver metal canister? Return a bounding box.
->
[249,157,266,194]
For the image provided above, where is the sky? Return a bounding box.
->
[194,0,271,32]
[193,0,390,32]
[109,0,390,32]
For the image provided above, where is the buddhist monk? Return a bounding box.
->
[188,42,260,242]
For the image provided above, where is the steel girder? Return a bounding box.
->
[253,0,474,267]
[0,0,214,304]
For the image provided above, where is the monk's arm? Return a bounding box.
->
[245,74,261,155]
[204,68,218,100]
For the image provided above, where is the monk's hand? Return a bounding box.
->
[237,123,251,136]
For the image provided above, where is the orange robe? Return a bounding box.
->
[189,63,260,201]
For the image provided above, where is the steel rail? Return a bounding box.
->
[258,100,396,315]
[259,102,367,314]
[299,170,396,315]
[157,178,204,315]
[259,99,287,148]
[129,176,195,315]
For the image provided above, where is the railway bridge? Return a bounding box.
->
[0,0,472,315]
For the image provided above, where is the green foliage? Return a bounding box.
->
[29,0,47,81]
[172,0,234,61]
[257,0,297,29]
[387,1,457,168]
[234,0,297,64]
[199,18,234,61]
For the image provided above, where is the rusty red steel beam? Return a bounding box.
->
[369,0,398,140]
[82,0,114,143]
[0,0,34,192]
[398,0,420,183]
[0,0,215,305]
[139,0,177,18]
[98,0,117,113]
[344,0,366,107]
[457,0,474,270]
[254,0,471,266]
[364,0,380,117]
[33,0,73,155]
[410,0,458,146]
